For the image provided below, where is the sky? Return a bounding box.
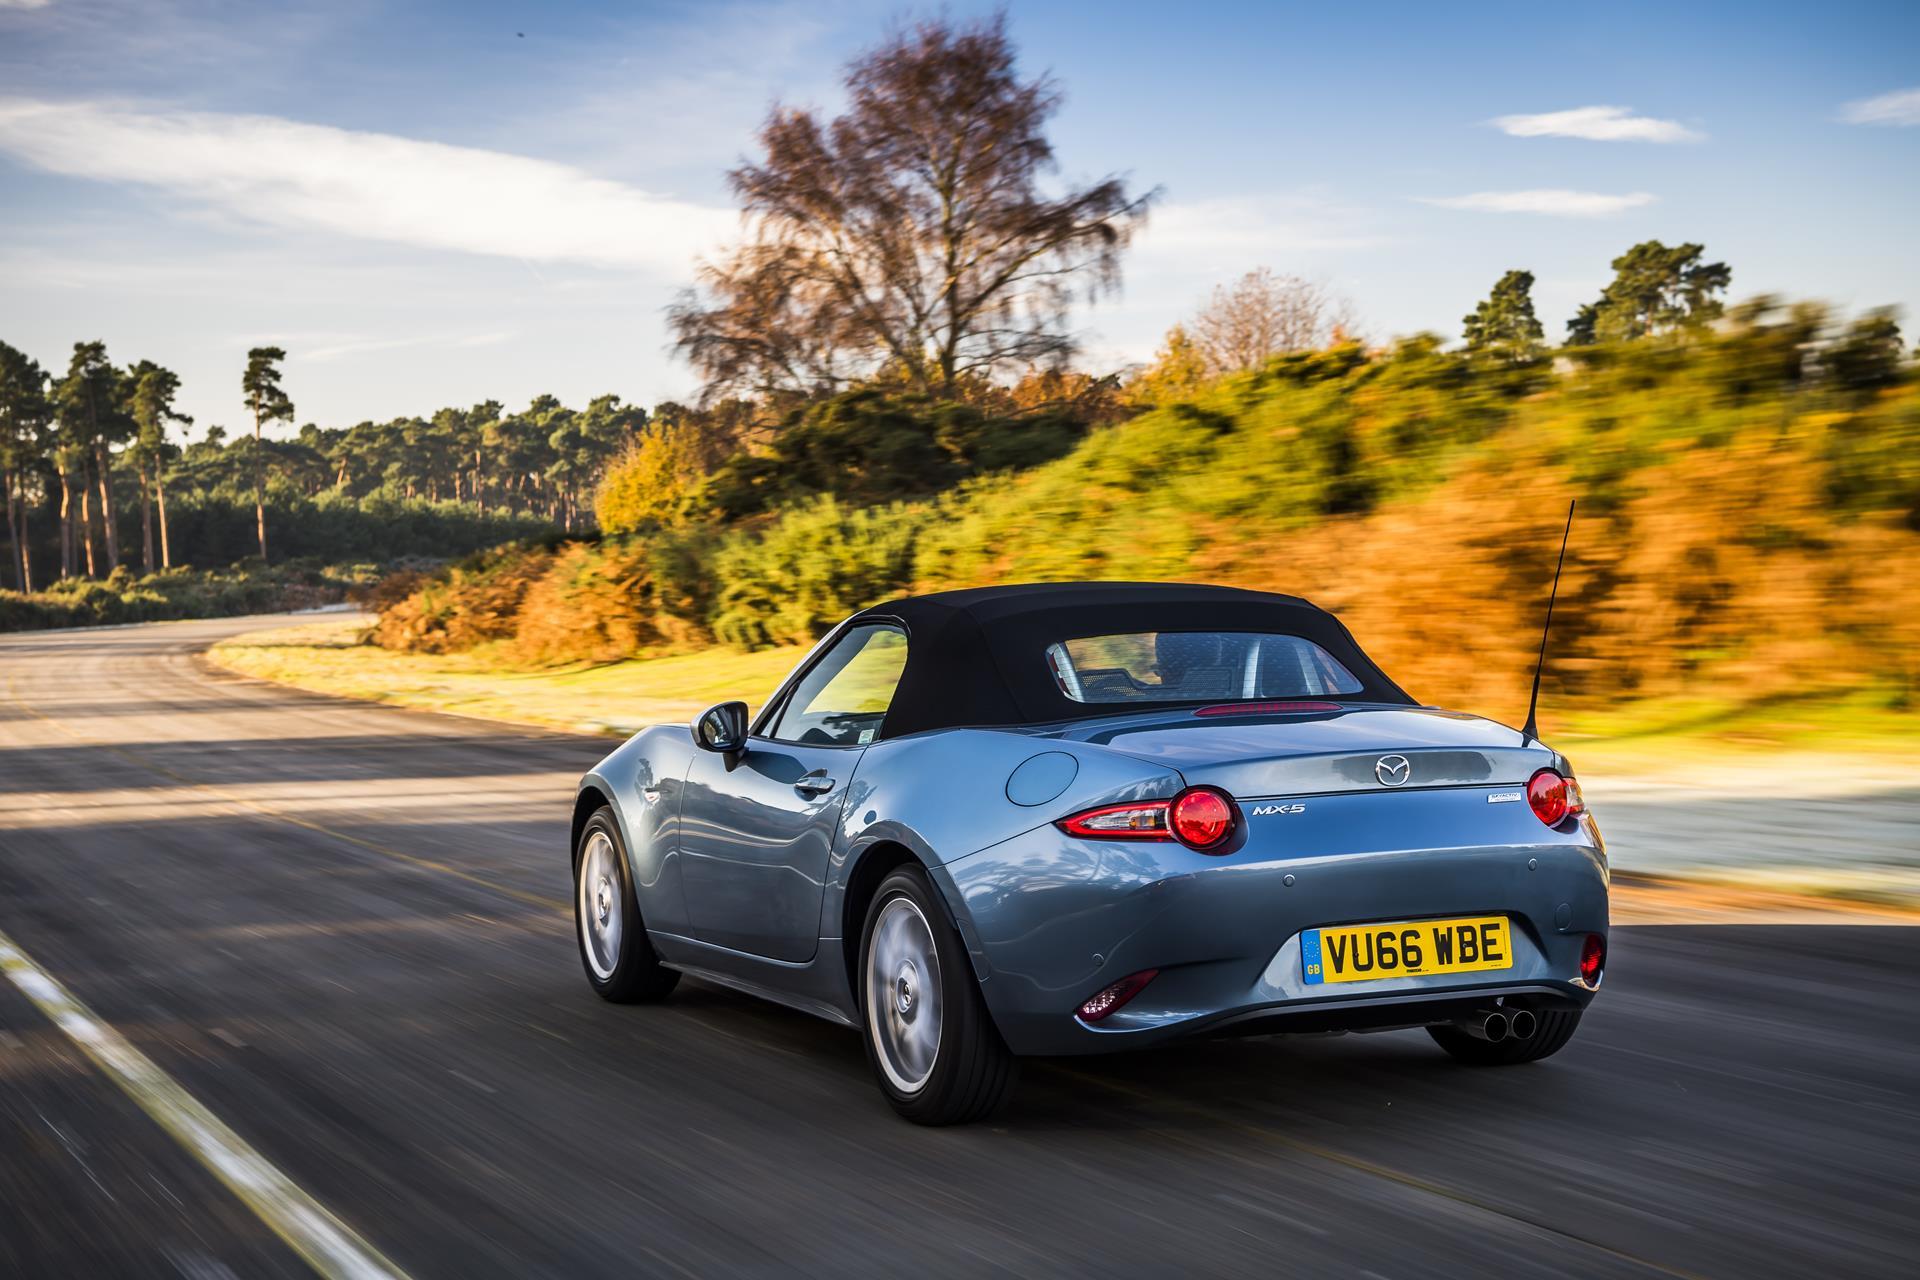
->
[1,0,1916,438]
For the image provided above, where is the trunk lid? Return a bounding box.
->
[1050,704,1557,798]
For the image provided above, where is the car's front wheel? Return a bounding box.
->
[574,807,678,1003]
[859,865,1016,1124]
[1427,1006,1582,1065]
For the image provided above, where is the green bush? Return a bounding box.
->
[708,497,926,647]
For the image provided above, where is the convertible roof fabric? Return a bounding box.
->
[847,582,1413,739]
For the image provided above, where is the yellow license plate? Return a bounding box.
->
[1302,915,1513,985]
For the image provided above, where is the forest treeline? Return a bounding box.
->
[0,337,641,591]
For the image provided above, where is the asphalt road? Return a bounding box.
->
[1,615,1915,1279]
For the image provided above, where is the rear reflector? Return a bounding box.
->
[1580,933,1606,986]
[1194,701,1342,717]
[1077,969,1159,1022]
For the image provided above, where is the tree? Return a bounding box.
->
[1568,241,1731,344]
[241,346,294,559]
[1188,269,1355,375]
[1462,269,1546,363]
[670,14,1153,400]
[596,419,704,533]
[1565,302,1600,347]
[54,342,123,578]
[554,395,647,529]
[0,341,54,591]
[128,363,189,570]
[1127,325,1210,406]
[464,401,503,512]
[1822,308,1905,391]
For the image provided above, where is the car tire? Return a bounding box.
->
[1428,1007,1582,1065]
[574,807,678,1004]
[859,865,1017,1125]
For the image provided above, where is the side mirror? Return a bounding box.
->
[693,701,749,767]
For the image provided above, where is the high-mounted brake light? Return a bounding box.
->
[1058,787,1240,852]
[1193,701,1343,717]
[1526,768,1584,827]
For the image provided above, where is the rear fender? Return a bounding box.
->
[576,726,699,935]
[820,729,1185,1006]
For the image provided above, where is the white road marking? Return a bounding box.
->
[0,927,410,1280]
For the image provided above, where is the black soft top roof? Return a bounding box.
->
[835,582,1412,739]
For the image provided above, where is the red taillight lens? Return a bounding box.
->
[1193,701,1343,717]
[1169,787,1236,850]
[1077,969,1158,1022]
[1527,769,1572,827]
[1057,787,1240,853]
[1580,933,1606,986]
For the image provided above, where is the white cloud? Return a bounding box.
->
[1137,195,1386,259]
[1839,87,1920,126]
[302,330,514,364]
[1490,105,1702,143]
[1415,189,1657,218]
[0,0,56,9]
[0,97,733,272]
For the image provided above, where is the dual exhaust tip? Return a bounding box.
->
[1460,1007,1537,1043]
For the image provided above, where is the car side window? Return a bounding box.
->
[768,625,908,746]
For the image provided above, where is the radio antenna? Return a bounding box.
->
[1521,499,1575,743]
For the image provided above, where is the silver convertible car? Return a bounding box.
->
[570,583,1608,1124]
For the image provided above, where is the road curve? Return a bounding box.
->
[1,615,1915,1279]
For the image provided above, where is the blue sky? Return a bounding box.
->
[1,0,1915,436]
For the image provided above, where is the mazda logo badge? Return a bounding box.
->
[1375,754,1412,786]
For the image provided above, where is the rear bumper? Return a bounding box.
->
[938,793,1608,1057]
[1194,984,1590,1039]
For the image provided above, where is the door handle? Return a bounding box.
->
[794,774,837,796]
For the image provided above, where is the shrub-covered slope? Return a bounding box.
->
[369,320,1919,717]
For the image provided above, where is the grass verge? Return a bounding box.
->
[209,617,805,736]
[212,618,1920,771]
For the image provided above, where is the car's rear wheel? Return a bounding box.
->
[1428,1007,1582,1065]
[860,865,1016,1125]
[575,807,678,1003]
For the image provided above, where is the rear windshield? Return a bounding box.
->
[1045,631,1364,704]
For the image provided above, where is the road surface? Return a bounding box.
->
[1,615,1915,1279]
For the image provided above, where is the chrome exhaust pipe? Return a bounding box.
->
[1507,1008,1538,1040]
[1460,1011,1508,1042]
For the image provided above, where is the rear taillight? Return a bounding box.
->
[1059,801,1172,840]
[1193,701,1343,717]
[1526,768,1583,827]
[1170,787,1235,850]
[1077,969,1158,1022]
[1057,786,1240,853]
[1580,933,1606,986]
